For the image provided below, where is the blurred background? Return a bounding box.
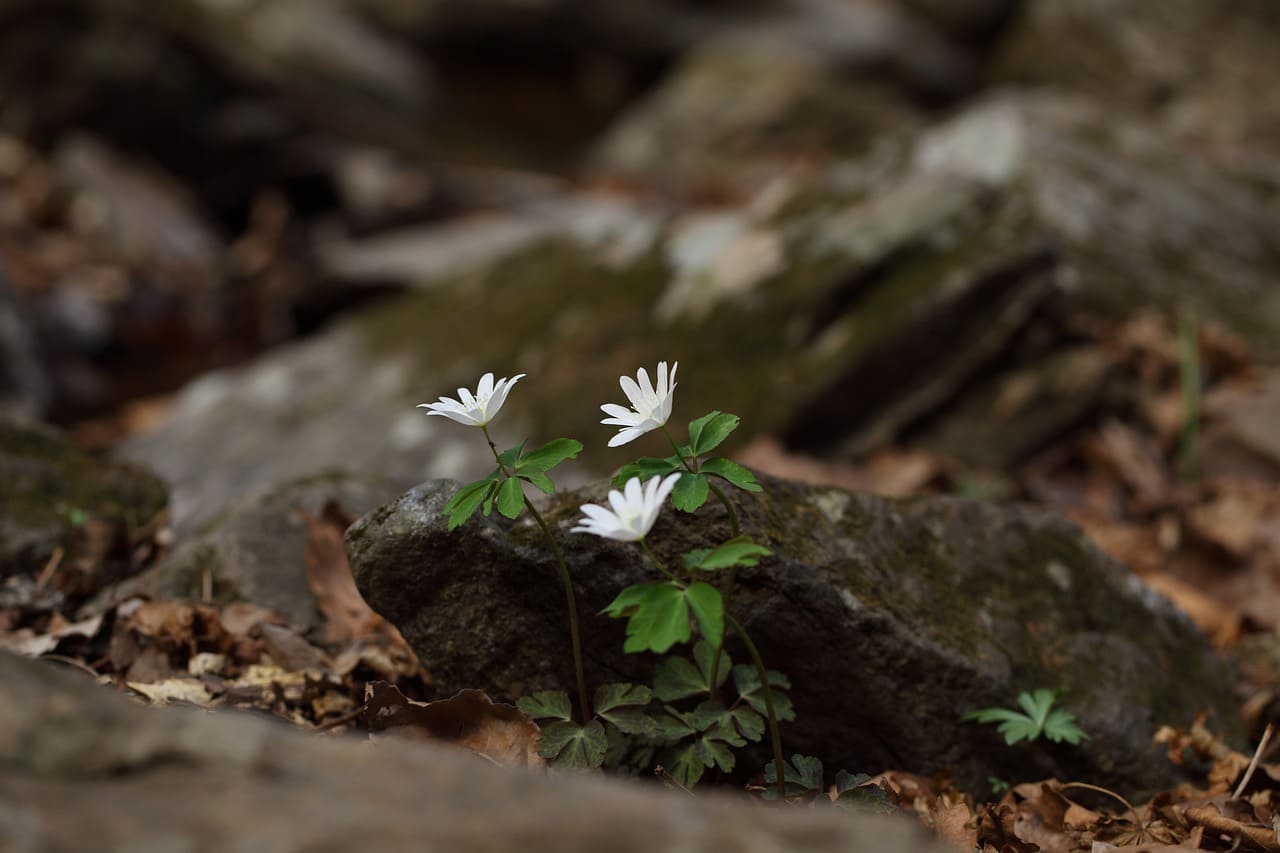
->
[2,0,1280,657]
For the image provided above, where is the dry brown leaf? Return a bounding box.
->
[127,678,214,706]
[1092,420,1170,508]
[301,502,375,646]
[364,682,543,769]
[1141,572,1243,648]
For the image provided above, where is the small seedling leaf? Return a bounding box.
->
[686,535,771,571]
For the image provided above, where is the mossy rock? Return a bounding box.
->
[0,417,167,580]
[347,472,1238,794]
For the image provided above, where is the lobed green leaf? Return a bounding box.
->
[671,472,709,513]
[517,690,572,722]
[540,719,608,769]
[700,457,762,491]
[685,535,771,572]
[445,479,499,530]
[517,438,583,474]
[496,477,525,519]
[688,412,740,456]
[684,582,724,646]
[519,469,555,495]
[653,657,707,702]
[594,683,653,713]
[612,458,679,489]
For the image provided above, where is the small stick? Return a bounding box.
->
[1233,723,1274,800]
[654,765,696,797]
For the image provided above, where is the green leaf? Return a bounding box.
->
[700,457,762,492]
[599,707,658,737]
[661,742,707,788]
[688,701,746,747]
[594,683,652,713]
[653,656,707,702]
[834,771,894,813]
[517,690,573,722]
[612,458,680,489]
[497,443,525,468]
[496,477,525,519]
[696,737,736,773]
[693,640,730,690]
[1043,708,1088,744]
[444,479,498,530]
[603,583,691,654]
[763,754,824,799]
[518,468,556,495]
[654,708,697,741]
[483,483,498,515]
[540,720,608,769]
[733,665,795,722]
[671,472,709,512]
[688,412,740,456]
[681,548,712,570]
[684,582,723,646]
[685,535,771,571]
[730,706,765,742]
[517,438,583,474]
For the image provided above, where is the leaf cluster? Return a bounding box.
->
[602,536,770,654]
[760,755,894,811]
[612,411,761,513]
[962,688,1088,746]
[442,438,582,530]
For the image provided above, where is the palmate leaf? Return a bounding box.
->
[539,719,608,769]
[692,640,730,689]
[594,683,657,737]
[763,754,825,799]
[444,479,499,530]
[732,664,795,722]
[687,411,740,456]
[700,457,762,492]
[963,689,1087,745]
[683,535,771,572]
[603,583,690,654]
[671,472,709,512]
[684,582,723,646]
[1043,708,1088,745]
[661,741,707,788]
[653,657,706,702]
[834,771,894,813]
[517,690,572,722]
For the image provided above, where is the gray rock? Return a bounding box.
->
[346,474,1237,793]
[83,471,401,633]
[0,417,167,581]
[125,92,1280,530]
[994,0,1280,156]
[0,652,950,852]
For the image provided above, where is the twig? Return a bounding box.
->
[34,546,63,587]
[1062,782,1146,843]
[654,765,696,797]
[1233,723,1274,799]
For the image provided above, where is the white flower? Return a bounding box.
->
[417,372,525,427]
[600,361,678,447]
[571,473,681,542]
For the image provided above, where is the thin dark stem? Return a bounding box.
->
[728,614,785,802]
[639,539,677,582]
[482,425,590,723]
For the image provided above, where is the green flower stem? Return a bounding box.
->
[727,614,785,802]
[639,539,678,582]
[658,424,742,700]
[482,426,590,723]
[658,424,740,536]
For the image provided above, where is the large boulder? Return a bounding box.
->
[346,473,1237,793]
[0,652,949,852]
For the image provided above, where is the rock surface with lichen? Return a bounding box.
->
[346,472,1237,794]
